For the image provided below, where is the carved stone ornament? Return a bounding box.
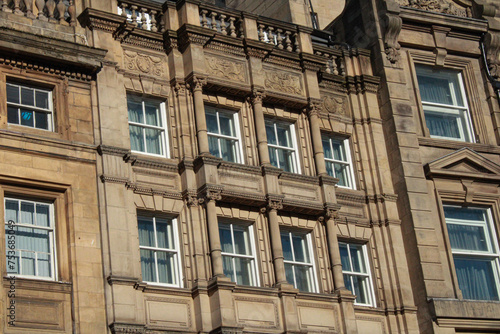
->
[251,89,266,104]
[484,32,500,79]
[384,12,402,64]
[205,56,247,82]
[264,70,303,95]
[190,76,208,92]
[123,50,163,76]
[322,95,347,116]
[396,0,471,17]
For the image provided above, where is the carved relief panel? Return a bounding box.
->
[204,53,249,84]
[123,49,166,77]
[262,66,304,97]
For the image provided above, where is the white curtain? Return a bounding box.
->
[454,258,499,301]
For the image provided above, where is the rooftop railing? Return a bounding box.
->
[199,5,242,38]
[1,0,77,26]
[117,0,163,32]
[257,19,300,53]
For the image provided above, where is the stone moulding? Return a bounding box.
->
[396,0,472,17]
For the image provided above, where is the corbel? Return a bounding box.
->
[383,11,402,64]
[484,31,500,79]
[432,26,451,66]
[461,179,475,205]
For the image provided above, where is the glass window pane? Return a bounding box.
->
[129,125,145,152]
[350,245,366,273]
[417,75,454,105]
[292,234,309,263]
[35,112,49,130]
[322,138,332,159]
[208,136,220,158]
[269,147,278,168]
[281,233,293,261]
[7,106,19,125]
[5,199,19,223]
[325,161,334,178]
[266,122,276,145]
[331,141,345,161]
[220,138,237,163]
[218,113,235,137]
[344,274,352,293]
[339,244,351,271]
[444,207,485,222]
[285,262,294,286]
[7,84,19,103]
[424,110,463,140]
[277,148,294,173]
[38,252,51,278]
[128,99,143,123]
[334,163,348,187]
[138,217,155,247]
[20,109,34,127]
[156,219,173,249]
[157,251,175,284]
[145,128,162,155]
[295,264,313,292]
[206,111,219,134]
[140,249,156,282]
[145,102,161,126]
[233,226,251,255]
[219,224,233,254]
[352,275,370,304]
[21,87,34,106]
[30,229,50,253]
[447,223,488,252]
[35,91,49,109]
[276,124,291,148]
[222,255,235,281]
[454,257,499,301]
[234,257,253,286]
[21,251,36,276]
[20,202,35,225]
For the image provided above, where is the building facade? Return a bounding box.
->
[0,0,499,333]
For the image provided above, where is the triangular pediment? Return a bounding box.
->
[425,148,500,181]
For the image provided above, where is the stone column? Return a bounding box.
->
[191,76,210,156]
[307,100,328,176]
[202,188,224,278]
[266,197,288,285]
[324,207,345,290]
[251,90,271,166]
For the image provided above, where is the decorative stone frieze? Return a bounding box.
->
[205,55,247,83]
[396,0,471,17]
[263,70,303,95]
[321,94,347,116]
[123,50,164,76]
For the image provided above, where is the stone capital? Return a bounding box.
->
[266,194,284,211]
[250,89,266,104]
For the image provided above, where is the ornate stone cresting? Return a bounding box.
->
[396,0,471,17]
[384,12,402,64]
[123,50,163,76]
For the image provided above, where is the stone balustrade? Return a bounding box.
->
[257,19,300,53]
[314,49,345,76]
[199,5,241,38]
[1,0,76,26]
[117,0,162,32]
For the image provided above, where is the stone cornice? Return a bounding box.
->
[177,23,213,52]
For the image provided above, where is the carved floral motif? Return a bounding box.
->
[123,50,163,76]
[264,71,302,95]
[397,0,471,17]
[205,56,246,82]
[322,95,347,115]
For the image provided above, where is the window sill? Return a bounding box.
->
[418,137,500,154]
[429,298,500,327]
[2,276,72,293]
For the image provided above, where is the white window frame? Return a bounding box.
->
[219,221,259,286]
[322,135,356,189]
[6,82,54,131]
[266,119,301,173]
[4,197,57,281]
[281,230,318,293]
[138,215,182,288]
[127,95,169,158]
[205,106,244,164]
[340,242,376,307]
[415,66,475,142]
[444,205,500,301]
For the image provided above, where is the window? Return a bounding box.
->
[4,198,56,280]
[266,120,300,173]
[340,242,376,306]
[322,136,355,188]
[444,206,500,301]
[281,230,317,292]
[219,221,258,286]
[127,95,168,157]
[415,66,474,142]
[206,107,243,163]
[6,82,53,131]
[138,215,181,286]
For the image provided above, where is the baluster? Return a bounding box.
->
[339,58,345,75]
[36,0,47,20]
[68,0,76,26]
[276,29,283,49]
[228,17,236,37]
[120,2,128,18]
[219,14,227,35]
[130,5,138,26]
[46,0,56,21]
[25,0,35,19]
[285,31,292,51]
[141,8,148,29]
[160,13,166,33]
[2,0,11,13]
[200,9,208,28]
[57,0,66,24]
[210,11,217,31]
[150,10,158,32]
[331,56,339,75]
[267,26,274,44]
[13,0,22,15]
[293,32,300,52]
[258,24,266,42]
